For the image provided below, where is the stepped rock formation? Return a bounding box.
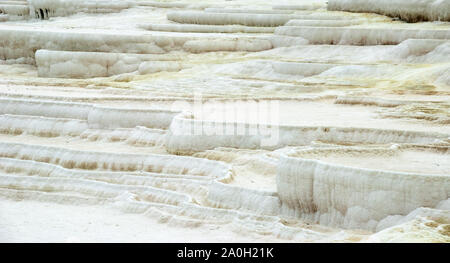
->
[0,0,449,242]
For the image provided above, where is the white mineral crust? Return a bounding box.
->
[0,0,448,243]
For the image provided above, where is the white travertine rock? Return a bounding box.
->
[275,26,450,45]
[166,113,449,154]
[35,50,181,78]
[28,0,131,19]
[277,149,450,230]
[0,98,180,129]
[328,0,450,22]
[285,19,364,27]
[0,4,28,16]
[167,11,352,27]
[0,27,171,61]
[0,142,232,179]
[0,0,448,242]
[139,23,275,34]
[138,61,183,75]
[272,4,326,11]
[255,39,450,63]
[167,11,297,27]
[207,182,281,215]
[183,38,273,53]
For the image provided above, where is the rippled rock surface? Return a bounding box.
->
[0,0,449,242]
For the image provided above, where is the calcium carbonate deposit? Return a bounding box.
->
[0,0,449,243]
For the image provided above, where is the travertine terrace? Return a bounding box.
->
[0,0,449,242]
